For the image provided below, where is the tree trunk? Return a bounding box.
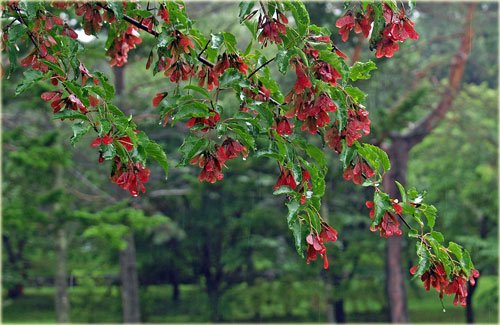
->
[171,271,180,303]
[321,201,340,323]
[325,278,335,323]
[55,227,70,323]
[119,233,141,323]
[113,66,125,96]
[207,284,222,322]
[334,299,346,323]
[465,277,478,323]
[380,6,476,322]
[383,138,410,323]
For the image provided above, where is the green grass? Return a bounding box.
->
[2,276,498,323]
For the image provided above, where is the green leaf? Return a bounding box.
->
[53,110,89,121]
[304,145,326,170]
[229,123,255,149]
[460,249,474,276]
[243,20,258,40]
[238,1,255,23]
[39,59,66,77]
[94,72,115,100]
[356,143,391,172]
[286,201,300,226]
[408,229,419,238]
[369,3,386,50]
[339,141,357,169]
[371,191,391,227]
[431,231,444,243]
[420,203,437,229]
[275,49,292,74]
[175,101,210,120]
[108,2,124,20]
[70,122,92,146]
[219,68,248,88]
[344,86,366,104]
[285,1,310,36]
[178,136,209,166]
[448,242,463,260]
[318,50,349,80]
[395,181,407,202]
[221,32,238,53]
[107,104,126,117]
[413,243,431,279]
[248,102,273,127]
[8,24,27,43]
[144,140,169,176]
[15,70,45,95]
[184,85,211,99]
[273,186,295,195]
[349,60,377,81]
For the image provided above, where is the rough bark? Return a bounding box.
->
[380,5,476,322]
[55,227,70,323]
[119,233,141,323]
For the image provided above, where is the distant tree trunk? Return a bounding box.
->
[200,236,223,322]
[3,235,28,298]
[378,5,475,322]
[383,139,410,323]
[113,66,142,323]
[55,227,70,323]
[466,277,478,323]
[119,233,141,323]
[465,213,487,323]
[334,299,346,323]
[171,271,180,303]
[114,66,125,96]
[207,283,222,322]
[321,201,342,323]
[324,277,335,323]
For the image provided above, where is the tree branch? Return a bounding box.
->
[402,4,476,148]
[97,3,159,37]
[248,57,275,79]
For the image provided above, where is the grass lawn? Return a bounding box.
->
[2,276,497,323]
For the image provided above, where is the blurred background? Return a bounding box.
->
[2,1,498,323]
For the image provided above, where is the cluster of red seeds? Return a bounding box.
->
[306,223,338,269]
[110,156,151,197]
[198,52,248,91]
[273,167,311,204]
[283,59,338,134]
[190,138,248,183]
[343,159,375,185]
[325,108,371,153]
[256,9,288,46]
[106,25,142,67]
[410,263,480,307]
[336,4,419,58]
[365,199,403,238]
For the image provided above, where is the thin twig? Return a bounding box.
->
[248,57,275,79]
[97,3,160,37]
